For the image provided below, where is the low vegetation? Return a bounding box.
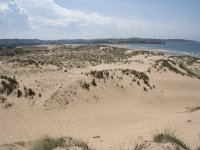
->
[179,64,200,79]
[31,136,66,150]
[153,132,190,150]
[170,55,200,66]
[154,59,184,75]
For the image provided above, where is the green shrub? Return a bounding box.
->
[31,136,66,150]
[80,82,90,90]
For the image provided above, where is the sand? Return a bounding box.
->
[0,45,200,150]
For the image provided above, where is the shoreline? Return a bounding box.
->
[106,43,200,58]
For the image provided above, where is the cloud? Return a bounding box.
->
[16,0,113,28]
[1,0,199,40]
[0,1,31,35]
[0,3,8,13]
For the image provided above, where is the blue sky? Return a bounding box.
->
[0,0,200,40]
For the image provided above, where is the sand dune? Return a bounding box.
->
[0,45,200,150]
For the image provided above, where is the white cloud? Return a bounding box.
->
[16,0,113,27]
[0,3,9,13]
[0,0,116,39]
[0,1,31,35]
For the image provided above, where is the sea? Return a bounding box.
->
[110,42,200,58]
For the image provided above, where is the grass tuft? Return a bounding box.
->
[153,132,190,150]
[31,136,91,150]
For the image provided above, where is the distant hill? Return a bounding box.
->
[0,39,43,48]
[163,39,196,42]
[0,38,196,48]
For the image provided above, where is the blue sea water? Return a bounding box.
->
[112,42,200,58]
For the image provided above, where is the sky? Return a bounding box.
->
[0,0,200,40]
